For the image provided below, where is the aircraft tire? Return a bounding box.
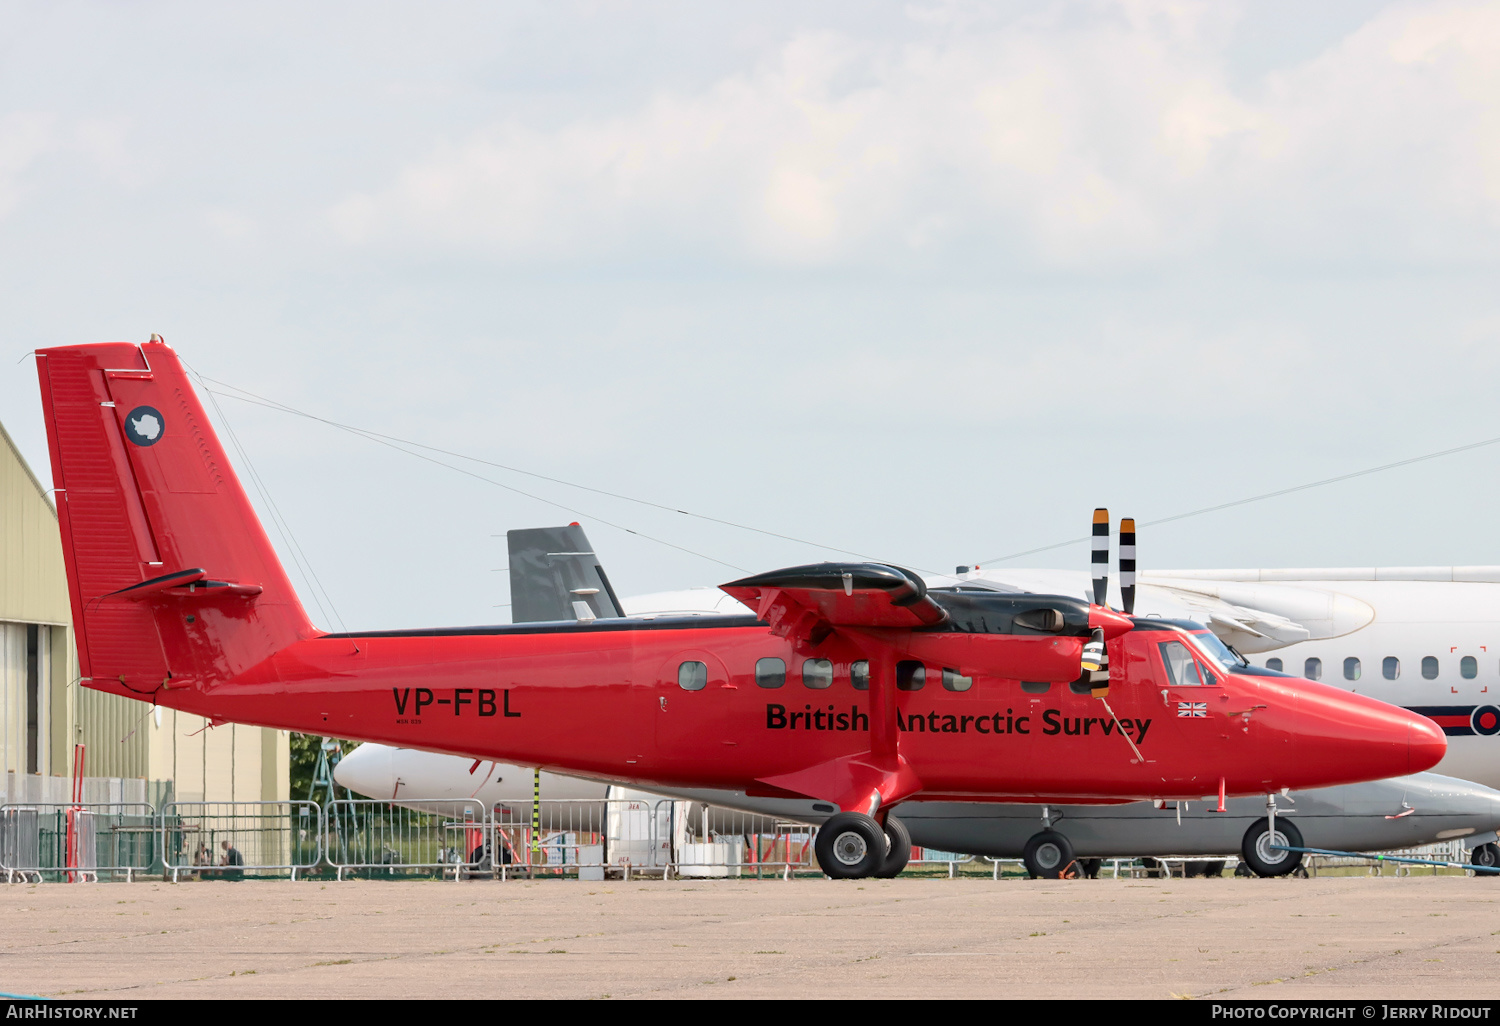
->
[1240,819,1305,877]
[815,812,886,879]
[1201,860,1227,878]
[1079,858,1102,879]
[1470,842,1500,876]
[1023,830,1077,880]
[873,815,911,878]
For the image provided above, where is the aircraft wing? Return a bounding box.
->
[721,562,948,642]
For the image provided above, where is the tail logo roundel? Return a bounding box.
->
[124,406,164,446]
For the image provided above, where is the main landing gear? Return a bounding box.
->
[1022,830,1079,879]
[815,812,913,880]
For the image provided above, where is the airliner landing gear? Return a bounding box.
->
[874,815,911,878]
[816,812,887,879]
[1470,842,1500,874]
[1240,819,1305,877]
[1023,830,1077,879]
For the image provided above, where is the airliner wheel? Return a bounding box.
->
[1240,818,1305,877]
[815,812,886,879]
[1470,842,1500,876]
[874,815,911,878]
[1023,830,1077,880]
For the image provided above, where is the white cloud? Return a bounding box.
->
[325,1,1500,270]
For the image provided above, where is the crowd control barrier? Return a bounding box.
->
[0,803,157,882]
[160,801,322,881]
[325,799,487,880]
[8,799,1492,883]
[490,798,667,881]
[660,802,820,880]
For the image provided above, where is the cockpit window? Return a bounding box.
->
[1189,631,1244,671]
[1158,641,1209,686]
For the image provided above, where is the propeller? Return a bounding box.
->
[1119,517,1137,616]
[1082,508,1112,694]
[1091,507,1109,605]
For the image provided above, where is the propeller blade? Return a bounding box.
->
[1119,517,1137,616]
[1081,627,1107,673]
[1091,508,1109,606]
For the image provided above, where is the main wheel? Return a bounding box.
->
[1079,858,1102,880]
[1201,859,1226,878]
[1471,842,1500,876]
[815,812,886,879]
[1022,830,1076,880]
[873,815,911,878]
[1240,818,1305,877]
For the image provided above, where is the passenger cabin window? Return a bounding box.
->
[678,661,707,691]
[1020,681,1050,694]
[755,657,785,689]
[1462,656,1478,680]
[896,661,925,691]
[942,668,973,692]
[1422,656,1439,680]
[1304,657,1322,681]
[802,658,833,689]
[1344,657,1361,681]
[1158,641,1208,686]
[1383,657,1400,680]
[1266,658,1283,672]
[851,661,869,691]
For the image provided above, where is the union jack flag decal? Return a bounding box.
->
[1177,702,1207,718]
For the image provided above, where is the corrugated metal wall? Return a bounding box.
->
[74,683,149,779]
[0,421,71,627]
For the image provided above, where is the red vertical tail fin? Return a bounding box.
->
[36,340,316,699]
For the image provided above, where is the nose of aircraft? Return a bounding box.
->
[1407,715,1448,775]
[331,743,396,799]
[1258,678,1447,790]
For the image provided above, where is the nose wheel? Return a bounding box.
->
[1239,818,1305,877]
[1470,842,1500,874]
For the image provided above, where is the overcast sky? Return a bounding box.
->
[3,1,1499,629]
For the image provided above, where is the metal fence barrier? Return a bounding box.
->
[0,803,157,882]
[491,798,667,881]
[5,798,1495,884]
[325,799,487,880]
[660,801,820,880]
[160,801,322,882]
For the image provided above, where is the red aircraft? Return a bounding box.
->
[35,339,1446,878]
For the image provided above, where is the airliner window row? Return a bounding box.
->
[679,658,977,692]
[1263,655,1482,681]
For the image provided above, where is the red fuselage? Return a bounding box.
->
[142,614,1443,803]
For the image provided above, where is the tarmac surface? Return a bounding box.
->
[5,875,1500,1000]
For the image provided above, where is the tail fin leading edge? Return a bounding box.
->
[37,340,316,696]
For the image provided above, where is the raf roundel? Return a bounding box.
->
[123,406,165,447]
[1472,706,1500,737]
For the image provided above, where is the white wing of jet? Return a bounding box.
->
[924,567,1375,654]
